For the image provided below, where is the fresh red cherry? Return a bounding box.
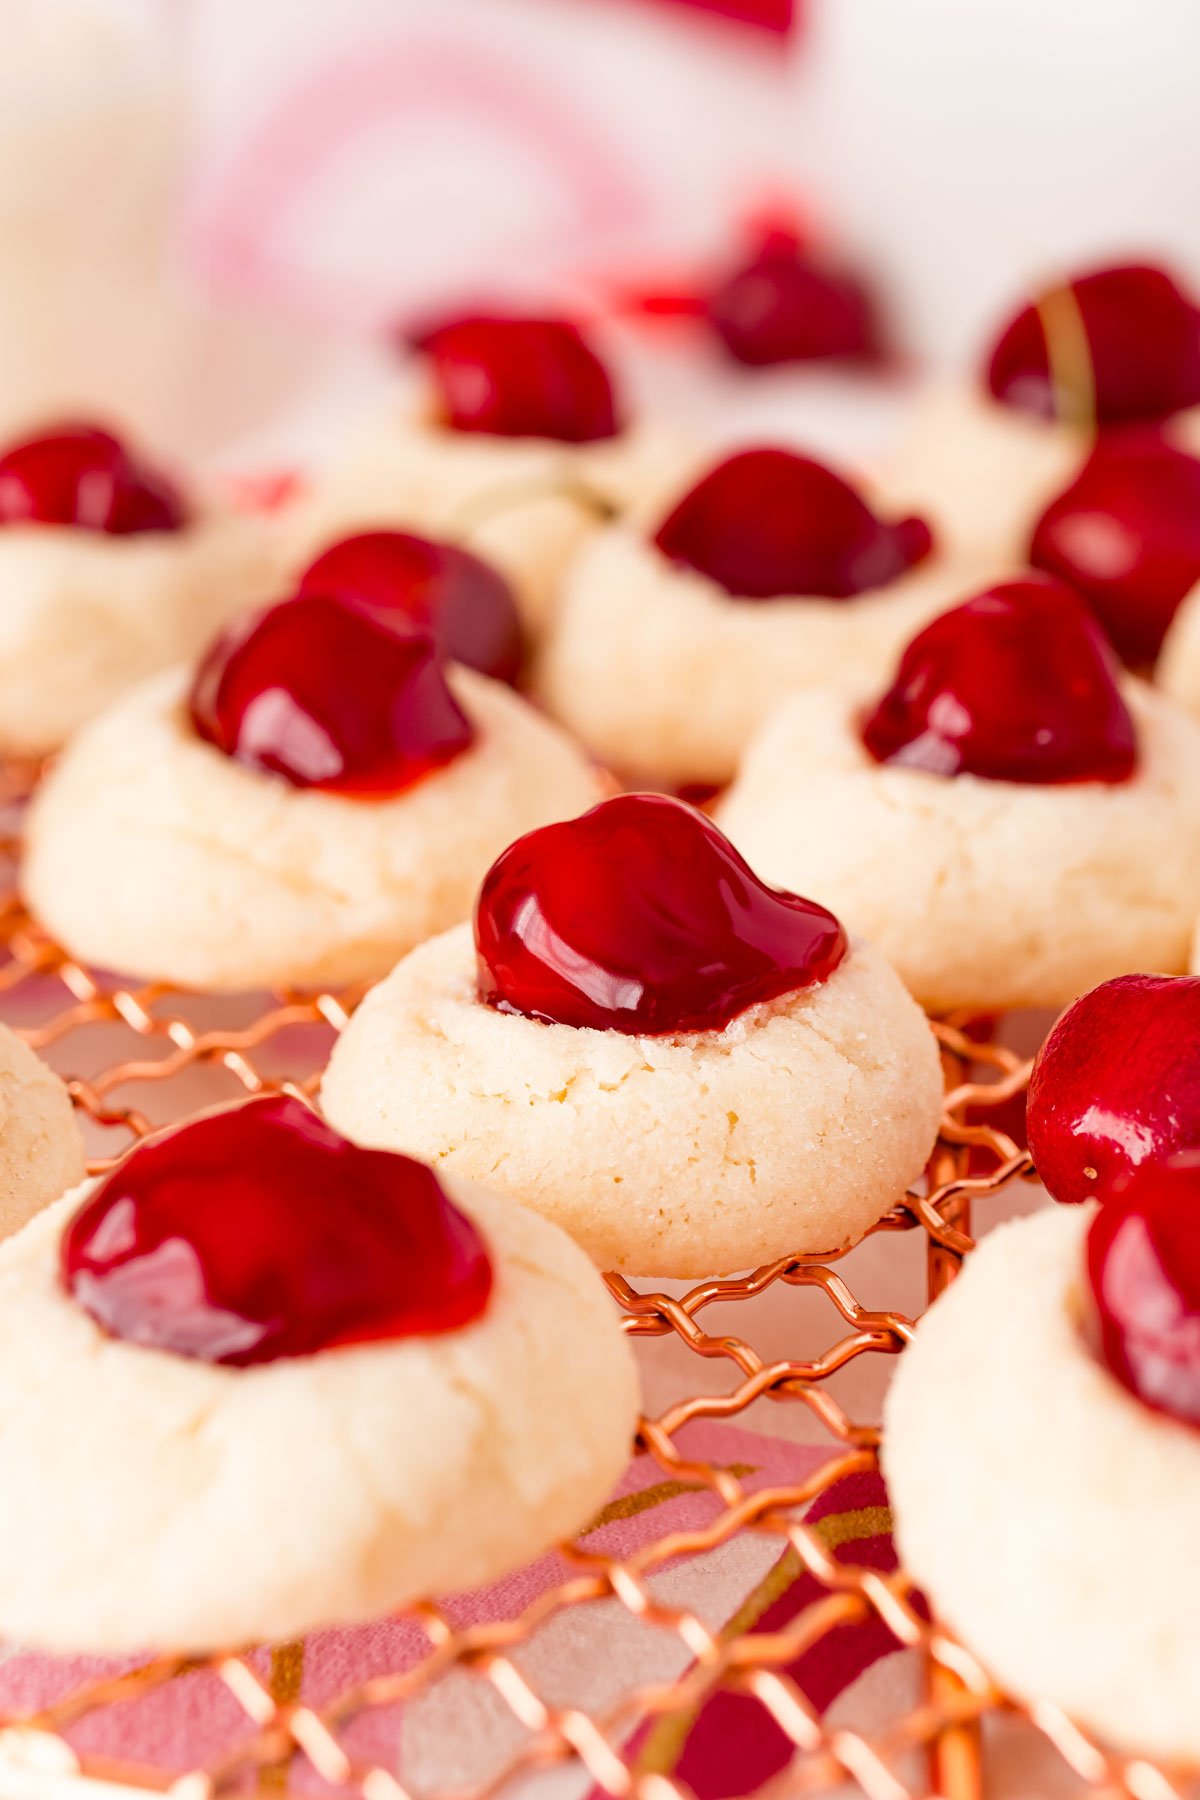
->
[986,263,1200,425]
[653,448,932,600]
[62,1096,492,1367]
[189,594,474,797]
[1028,974,1200,1206]
[475,792,847,1035]
[1085,1151,1200,1428]
[413,314,619,443]
[706,236,880,368]
[0,423,187,535]
[860,576,1137,785]
[1030,431,1200,665]
[298,531,524,686]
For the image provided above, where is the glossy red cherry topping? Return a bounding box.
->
[1030,431,1200,665]
[189,594,474,797]
[1028,974,1200,1206]
[860,576,1137,785]
[0,423,187,534]
[1085,1152,1200,1428]
[298,531,524,686]
[986,263,1200,425]
[62,1096,493,1367]
[414,314,619,443]
[706,234,880,368]
[653,448,932,600]
[475,792,847,1035]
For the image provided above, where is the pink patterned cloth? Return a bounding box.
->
[0,1421,905,1794]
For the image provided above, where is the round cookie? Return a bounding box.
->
[718,596,1200,1014]
[883,1202,1200,1763]
[321,921,943,1278]
[535,445,988,787]
[880,382,1086,565]
[0,425,275,757]
[537,520,989,785]
[0,511,274,759]
[1157,575,1200,712]
[21,660,604,992]
[0,1160,637,1652]
[286,310,694,639]
[0,1023,86,1239]
[288,411,692,641]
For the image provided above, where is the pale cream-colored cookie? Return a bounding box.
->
[1155,576,1200,714]
[285,411,694,639]
[884,1203,1200,1763]
[0,1175,638,1653]
[536,522,996,785]
[22,665,604,993]
[884,392,1200,593]
[321,923,943,1278]
[0,1024,85,1239]
[0,509,276,757]
[717,681,1200,1013]
[879,384,1088,564]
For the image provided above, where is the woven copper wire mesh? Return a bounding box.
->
[0,762,1188,1800]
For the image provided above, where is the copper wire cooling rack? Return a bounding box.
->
[0,767,1188,1800]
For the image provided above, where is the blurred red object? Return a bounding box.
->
[594,200,882,366]
[600,0,795,32]
[225,469,304,515]
[707,229,880,365]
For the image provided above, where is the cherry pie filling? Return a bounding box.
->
[1028,975,1200,1207]
[986,262,1200,425]
[654,447,931,601]
[62,1096,493,1366]
[0,423,187,535]
[474,792,847,1035]
[189,593,475,797]
[298,530,524,686]
[705,230,880,368]
[1030,431,1200,665]
[860,577,1137,784]
[1085,1153,1200,1429]
[412,313,620,444]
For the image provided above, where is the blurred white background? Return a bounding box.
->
[10,0,1200,449]
[182,0,1200,355]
